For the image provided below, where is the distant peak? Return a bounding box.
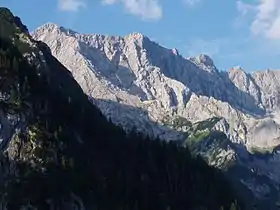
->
[34,22,60,34]
[233,66,242,70]
[195,54,214,67]
[35,22,79,36]
[229,66,244,72]
[187,54,217,72]
[126,32,146,41]
[131,32,144,37]
[41,22,60,29]
[188,54,215,67]
[172,48,179,56]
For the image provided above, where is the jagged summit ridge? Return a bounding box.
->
[187,54,217,73]
[35,23,149,43]
[33,22,280,147]
[32,21,280,206]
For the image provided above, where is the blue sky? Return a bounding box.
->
[2,0,280,71]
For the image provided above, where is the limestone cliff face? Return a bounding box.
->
[33,23,280,148]
[33,23,280,207]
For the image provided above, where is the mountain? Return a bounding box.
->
[0,7,243,210]
[33,22,280,208]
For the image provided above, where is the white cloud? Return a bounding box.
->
[233,1,255,28]
[236,0,255,16]
[237,0,280,40]
[184,0,201,7]
[101,0,162,21]
[251,0,280,40]
[58,0,86,12]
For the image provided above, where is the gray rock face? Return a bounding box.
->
[32,23,280,203]
[32,23,280,146]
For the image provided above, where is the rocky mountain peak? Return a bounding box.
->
[195,54,214,66]
[21,11,280,208]
[36,22,59,31]
[228,66,246,78]
[127,32,144,40]
[229,66,244,72]
[187,54,217,73]
[171,48,179,56]
[33,22,79,38]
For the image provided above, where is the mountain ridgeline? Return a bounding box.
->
[0,7,243,210]
[31,12,280,209]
